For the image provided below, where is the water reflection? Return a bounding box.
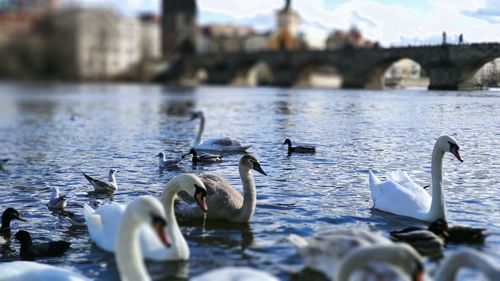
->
[0,84,499,280]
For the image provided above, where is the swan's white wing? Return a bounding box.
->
[83,202,125,252]
[372,178,431,220]
[192,267,278,281]
[197,137,251,152]
[0,261,90,281]
[387,170,423,192]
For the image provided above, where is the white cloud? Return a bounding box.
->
[198,0,500,47]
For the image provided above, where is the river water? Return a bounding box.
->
[0,82,498,280]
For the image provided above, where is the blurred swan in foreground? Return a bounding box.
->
[434,248,499,280]
[84,174,207,261]
[83,169,118,193]
[192,267,278,281]
[191,111,251,152]
[176,155,266,223]
[334,244,424,281]
[369,135,463,222]
[0,196,169,281]
[288,229,392,279]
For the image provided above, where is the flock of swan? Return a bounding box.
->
[0,111,498,281]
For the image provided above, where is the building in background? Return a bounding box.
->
[139,13,161,60]
[162,0,197,58]
[44,8,143,80]
[197,24,255,53]
[325,26,378,50]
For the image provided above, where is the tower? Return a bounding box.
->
[269,0,301,50]
[162,0,197,58]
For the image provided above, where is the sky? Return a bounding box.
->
[67,0,500,48]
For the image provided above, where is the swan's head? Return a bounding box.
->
[109,169,118,175]
[50,186,60,198]
[436,135,463,162]
[14,230,32,244]
[127,195,171,248]
[170,174,208,212]
[2,207,27,223]
[240,155,267,176]
[156,152,165,158]
[190,111,204,121]
[283,138,292,146]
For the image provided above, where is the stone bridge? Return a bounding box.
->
[166,43,500,90]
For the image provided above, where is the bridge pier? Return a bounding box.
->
[427,65,476,91]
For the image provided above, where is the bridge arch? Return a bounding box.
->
[295,60,342,88]
[382,58,429,89]
[230,60,275,86]
[470,57,500,89]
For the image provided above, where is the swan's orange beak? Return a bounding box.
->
[450,146,463,162]
[195,193,208,212]
[194,184,208,212]
[153,219,171,248]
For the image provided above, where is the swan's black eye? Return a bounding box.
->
[151,214,167,227]
[448,141,459,152]
[194,184,207,197]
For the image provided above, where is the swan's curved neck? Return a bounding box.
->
[109,173,116,184]
[429,144,446,221]
[115,216,150,281]
[161,181,189,258]
[194,115,205,147]
[335,247,416,281]
[435,251,499,281]
[237,165,256,222]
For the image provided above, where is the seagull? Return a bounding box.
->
[47,187,67,210]
[82,169,118,193]
[156,151,188,170]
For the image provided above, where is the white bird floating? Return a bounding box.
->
[369,135,463,222]
[84,174,208,261]
[191,111,251,153]
[82,169,118,193]
[47,186,67,210]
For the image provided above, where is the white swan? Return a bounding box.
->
[334,244,424,281]
[0,261,91,281]
[191,111,251,152]
[369,135,463,222]
[175,155,266,223]
[192,267,278,281]
[434,248,499,281]
[0,195,170,281]
[288,229,392,279]
[84,174,208,261]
